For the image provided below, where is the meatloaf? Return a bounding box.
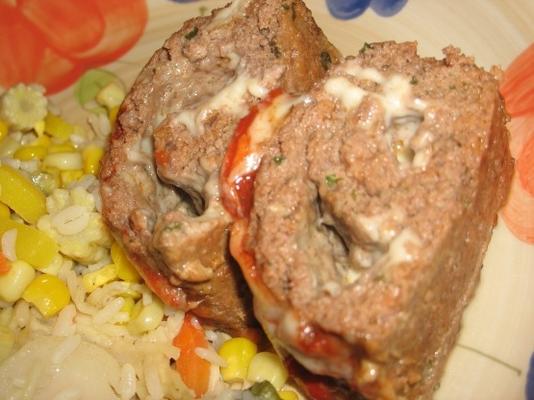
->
[99,0,340,334]
[229,42,513,398]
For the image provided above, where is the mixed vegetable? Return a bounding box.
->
[0,74,300,400]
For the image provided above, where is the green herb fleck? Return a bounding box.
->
[273,155,285,165]
[410,76,418,85]
[164,222,182,232]
[185,27,198,40]
[248,381,281,400]
[320,51,332,70]
[325,174,341,187]
[198,6,208,16]
[282,3,290,10]
[359,42,373,54]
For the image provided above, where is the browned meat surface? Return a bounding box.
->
[99,0,340,334]
[242,42,513,398]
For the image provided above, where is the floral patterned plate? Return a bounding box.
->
[1,1,532,399]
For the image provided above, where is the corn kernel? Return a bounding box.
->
[279,390,299,400]
[45,113,74,141]
[43,152,83,171]
[33,120,45,136]
[0,165,46,224]
[111,242,141,283]
[60,169,84,187]
[0,218,58,269]
[82,263,118,293]
[37,253,64,275]
[0,326,14,362]
[119,295,135,322]
[82,145,104,175]
[0,136,19,157]
[22,274,70,317]
[128,299,164,334]
[0,119,8,139]
[31,134,51,147]
[13,145,47,161]
[48,142,76,154]
[0,203,10,219]
[247,352,288,390]
[218,337,258,383]
[96,82,125,109]
[0,260,35,302]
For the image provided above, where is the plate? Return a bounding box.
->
[1,0,533,399]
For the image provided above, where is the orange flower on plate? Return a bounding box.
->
[500,44,534,244]
[0,0,148,94]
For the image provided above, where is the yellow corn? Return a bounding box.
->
[43,152,83,171]
[111,242,141,283]
[0,203,10,218]
[45,113,74,141]
[247,352,288,390]
[22,274,70,317]
[0,165,46,224]
[33,119,45,136]
[0,119,8,139]
[37,253,64,275]
[60,169,83,187]
[108,106,119,126]
[0,218,58,269]
[0,326,14,362]
[278,390,299,400]
[0,136,19,157]
[31,134,51,147]
[0,260,35,302]
[127,299,164,335]
[48,142,75,154]
[120,295,136,320]
[13,145,47,161]
[96,82,125,109]
[82,145,104,175]
[218,337,258,383]
[82,263,118,293]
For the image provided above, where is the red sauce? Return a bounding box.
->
[220,88,283,219]
[154,149,170,167]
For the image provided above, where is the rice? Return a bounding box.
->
[53,304,77,336]
[195,347,228,368]
[1,229,17,262]
[51,205,90,235]
[144,355,164,400]
[92,296,125,324]
[120,363,137,400]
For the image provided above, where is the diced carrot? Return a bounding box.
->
[500,44,534,117]
[173,313,211,398]
[0,252,11,275]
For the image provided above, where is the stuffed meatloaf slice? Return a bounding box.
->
[99,0,340,333]
[232,42,513,398]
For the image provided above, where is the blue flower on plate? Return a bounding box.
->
[326,0,408,19]
[527,353,534,400]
